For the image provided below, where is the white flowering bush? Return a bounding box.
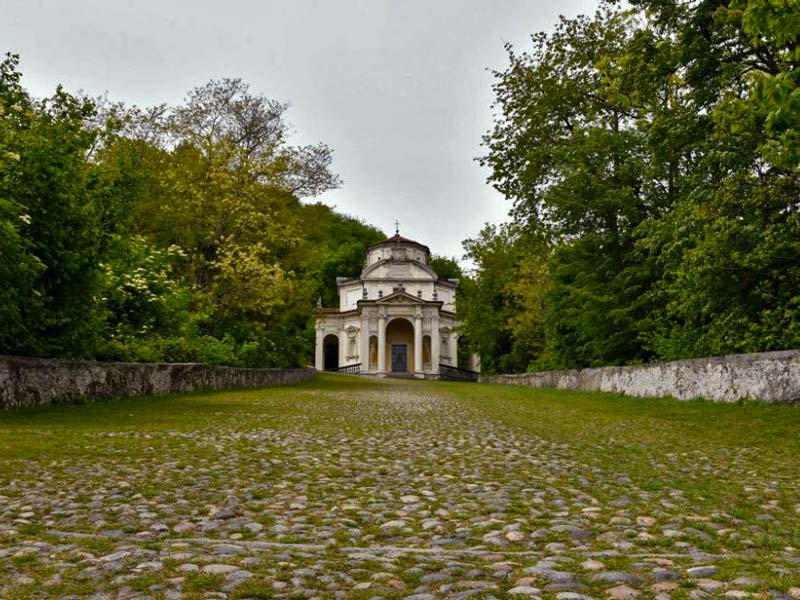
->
[95,235,197,361]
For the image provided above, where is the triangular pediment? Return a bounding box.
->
[362,259,439,281]
[376,290,425,304]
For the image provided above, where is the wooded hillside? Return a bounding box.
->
[0,55,384,367]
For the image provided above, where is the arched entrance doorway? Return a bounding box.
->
[385,318,415,373]
[323,334,339,371]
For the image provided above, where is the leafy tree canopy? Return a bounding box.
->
[460,0,800,372]
[0,55,384,367]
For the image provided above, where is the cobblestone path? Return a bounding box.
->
[1,379,798,599]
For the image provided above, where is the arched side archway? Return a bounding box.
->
[323,334,339,371]
[385,317,415,373]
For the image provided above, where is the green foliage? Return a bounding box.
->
[733,0,800,168]
[429,255,463,281]
[476,5,666,369]
[632,0,800,358]
[470,1,800,371]
[98,236,191,340]
[301,208,384,307]
[0,53,108,357]
[459,224,549,373]
[0,58,381,367]
[639,165,800,359]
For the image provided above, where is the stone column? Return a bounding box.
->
[414,309,423,377]
[431,314,440,374]
[314,322,324,370]
[377,310,386,376]
[450,332,459,368]
[360,314,370,372]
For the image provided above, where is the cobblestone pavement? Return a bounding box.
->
[1,380,798,599]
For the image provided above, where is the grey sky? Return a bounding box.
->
[4,0,597,261]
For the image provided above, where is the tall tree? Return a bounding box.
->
[1,58,382,367]
[634,0,800,358]
[459,224,549,373]
[474,0,800,370]
[95,78,349,366]
[0,53,110,357]
[481,5,670,367]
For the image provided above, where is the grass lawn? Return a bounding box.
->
[446,380,800,516]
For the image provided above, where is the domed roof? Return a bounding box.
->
[367,233,430,255]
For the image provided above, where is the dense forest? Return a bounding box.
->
[458,0,800,374]
[0,54,386,368]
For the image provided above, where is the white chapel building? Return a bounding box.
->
[314,232,476,377]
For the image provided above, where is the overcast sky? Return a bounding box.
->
[4,0,597,261]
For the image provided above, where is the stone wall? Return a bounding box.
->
[0,355,316,409]
[480,350,800,404]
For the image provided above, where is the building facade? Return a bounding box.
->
[314,233,475,377]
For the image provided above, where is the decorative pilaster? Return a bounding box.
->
[431,314,440,374]
[360,314,370,371]
[414,307,423,377]
[338,327,347,369]
[377,309,386,376]
[314,321,324,370]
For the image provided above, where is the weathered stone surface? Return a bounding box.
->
[687,566,719,578]
[606,585,642,599]
[508,586,542,597]
[592,572,643,585]
[481,349,800,403]
[201,564,240,575]
[0,355,315,409]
